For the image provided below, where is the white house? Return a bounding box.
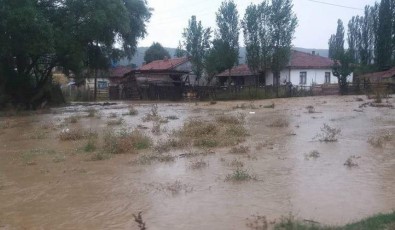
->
[217,50,353,87]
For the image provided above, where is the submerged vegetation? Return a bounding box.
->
[273,211,395,230]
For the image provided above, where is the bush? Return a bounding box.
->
[315,124,341,142]
[103,129,152,154]
[58,128,97,141]
[225,168,256,182]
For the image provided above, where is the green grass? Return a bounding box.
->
[274,212,395,230]
[84,139,96,152]
[225,168,256,182]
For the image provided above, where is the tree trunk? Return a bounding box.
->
[94,68,97,101]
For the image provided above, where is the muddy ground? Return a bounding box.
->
[0,95,394,230]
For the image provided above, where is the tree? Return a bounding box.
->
[204,39,237,84]
[144,42,170,64]
[242,2,272,79]
[348,16,360,63]
[376,0,393,68]
[0,0,151,108]
[242,0,297,89]
[215,0,240,68]
[329,19,353,95]
[358,6,375,66]
[182,15,212,84]
[174,41,186,58]
[270,0,298,88]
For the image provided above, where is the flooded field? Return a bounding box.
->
[0,96,394,230]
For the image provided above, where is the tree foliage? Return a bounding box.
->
[336,0,395,77]
[144,42,170,64]
[182,15,212,83]
[329,20,353,95]
[0,0,151,109]
[242,0,297,86]
[376,0,393,68]
[215,0,240,66]
[174,41,186,58]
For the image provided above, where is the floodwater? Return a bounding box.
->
[0,96,394,229]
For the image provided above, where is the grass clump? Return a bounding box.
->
[305,150,320,160]
[29,128,48,140]
[216,114,244,125]
[143,104,162,122]
[136,152,175,165]
[274,211,395,230]
[127,106,138,116]
[21,149,56,165]
[58,128,97,141]
[166,115,179,120]
[154,138,186,153]
[84,138,96,152]
[225,168,256,182]
[228,159,245,168]
[306,105,316,113]
[229,145,250,154]
[65,115,80,124]
[268,118,289,128]
[178,117,248,148]
[86,108,97,117]
[161,180,193,195]
[189,159,209,170]
[107,118,124,126]
[368,132,392,148]
[344,156,359,168]
[315,124,341,142]
[91,152,112,161]
[103,129,152,154]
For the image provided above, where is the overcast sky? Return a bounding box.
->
[139,0,378,49]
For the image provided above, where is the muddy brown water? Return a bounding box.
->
[0,96,394,229]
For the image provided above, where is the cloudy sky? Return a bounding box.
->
[139,0,378,49]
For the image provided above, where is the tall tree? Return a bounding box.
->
[0,0,151,108]
[270,0,298,87]
[182,15,212,84]
[329,19,353,95]
[242,2,272,79]
[144,42,170,64]
[216,0,240,68]
[358,6,374,65]
[376,0,392,68]
[174,41,186,58]
[205,39,237,84]
[242,0,297,88]
[348,16,360,63]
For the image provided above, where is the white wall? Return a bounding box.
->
[265,69,291,85]
[265,68,353,87]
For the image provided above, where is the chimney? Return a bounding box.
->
[312,51,316,56]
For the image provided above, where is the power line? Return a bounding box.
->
[306,0,364,11]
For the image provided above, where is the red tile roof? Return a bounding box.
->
[109,66,134,78]
[139,57,189,71]
[217,50,334,77]
[289,50,334,69]
[357,67,395,82]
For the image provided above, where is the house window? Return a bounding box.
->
[325,72,331,84]
[299,72,307,85]
[98,81,108,89]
